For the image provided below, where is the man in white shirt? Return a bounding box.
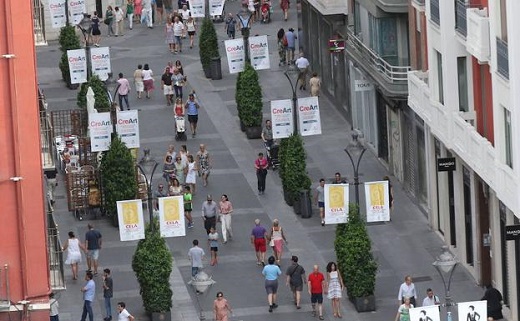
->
[173,15,185,53]
[142,0,153,28]
[188,239,205,277]
[117,73,131,110]
[422,288,440,307]
[295,53,310,91]
[180,4,190,21]
[116,302,135,321]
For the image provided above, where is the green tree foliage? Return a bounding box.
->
[278,134,311,204]
[77,74,111,112]
[198,18,219,70]
[235,63,262,127]
[58,25,81,85]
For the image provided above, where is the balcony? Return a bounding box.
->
[346,26,410,97]
[455,0,467,37]
[496,38,509,80]
[47,205,66,291]
[466,8,490,63]
[430,0,440,25]
[305,0,348,15]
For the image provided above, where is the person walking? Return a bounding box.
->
[251,219,267,266]
[309,72,321,97]
[126,0,135,29]
[422,288,440,307]
[103,268,113,321]
[165,18,175,52]
[172,67,186,99]
[174,155,186,184]
[268,219,287,265]
[225,13,237,39]
[62,231,84,280]
[255,152,268,195]
[285,28,296,64]
[196,144,211,186]
[188,239,205,277]
[142,64,154,99]
[395,297,413,321]
[383,175,394,211]
[142,0,153,28]
[49,293,60,321]
[280,0,289,21]
[155,0,165,24]
[332,172,347,184]
[186,93,200,138]
[161,67,173,106]
[286,256,306,309]
[219,194,234,243]
[85,224,102,275]
[482,285,503,321]
[262,256,282,312]
[184,185,194,228]
[208,226,219,266]
[117,73,131,110]
[202,194,218,234]
[308,265,326,320]
[261,119,274,149]
[314,178,326,226]
[116,302,135,321]
[114,7,125,36]
[105,6,115,37]
[326,261,345,318]
[185,154,198,195]
[213,292,232,321]
[185,16,196,48]
[295,52,310,90]
[398,275,417,307]
[91,12,101,46]
[277,28,286,66]
[135,0,142,22]
[173,15,185,53]
[80,271,96,321]
[133,64,144,99]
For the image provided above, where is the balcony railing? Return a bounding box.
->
[346,26,410,84]
[47,205,66,291]
[430,0,440,25]
[496,38,509,80]
[455,0,467,36]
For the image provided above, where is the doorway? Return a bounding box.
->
[477,178,491,286]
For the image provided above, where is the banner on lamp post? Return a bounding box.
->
[409,305,441,321]
[88,112,112,152]
[324,184,349,224]
[116,110,140,148]
[364,181,390,222]
[67,49,87,84]
[117,200,145,241]
[69,0,86,25]
[249,35,270,70]
[190,0,205,17]
[224,38,245,74]
[209,0,225,16]
[270,99,293,139]
[158,196,186,237]
[49,0,67,28]
[297,96,321,136]
[90,47,111,81]
[457,301,487,321]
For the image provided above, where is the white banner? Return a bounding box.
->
[457,301,487,321]
[324,184,349,224]
[410,305,441,321]
[116,110,140,148]
[117,200,145,241]
[88,112,112,152]
[364,181,390,222]
[49,0,66,28]
[69,0,86,25]
[158,196,186,237]
[209,0,225,16]
[90,47,111,81]
[190,0,205,17]
[249,35,270,70]
[67,49,87,84]
[270,99,293,139]
[297,96,322,136]
[224,38,245,74]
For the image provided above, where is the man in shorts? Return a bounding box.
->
[250,219,267,265]
[185,93,200,137]
[161,67,173,106]
[85,224,102,275]
[188,239,205,277]
[314,178,325,226]
[286,256,306,309]
[308,265,326,320]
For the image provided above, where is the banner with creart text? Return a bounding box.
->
[224,38,245,74]
[364,181,390,222]
[89,112,112,152]
[190,0,205,17]
[67,49,87,84]
[90,46,111,81]
[297,96,321,136]
[249,35,270,70]
[324,184,349,224]
[158,196,186,237]
[270,99,293,139]
[117,200,145,241]
[116,110,140,148]
[457,301,487,321]
[409,305,441,321]
[49,0,66,28]
[209,0,225,16]
[68,0,86,25]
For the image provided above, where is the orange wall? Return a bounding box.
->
[0,0,50,320]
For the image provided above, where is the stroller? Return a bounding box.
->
[175,115,188,141]
[261,1,271,23]
[264,140,279,170]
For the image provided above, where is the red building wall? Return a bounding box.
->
[0,0,51,320]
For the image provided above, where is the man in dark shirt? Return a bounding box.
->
[103,268,113,321]
[85,224,102,275]
[224,13,237,39]
[161,67,174,106]
[286,256,306,309]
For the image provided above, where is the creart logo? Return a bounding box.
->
[68,56,86,62]
[90,120,111,127]
[250,42,267,49]
[299,104,318,112]
[227,45,244,52]
[272,107,291,114]
[91,53,109,60]
[118,118,138,124]
[50,3,64,9]
[69,0,84,6]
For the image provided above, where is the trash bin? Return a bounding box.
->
[299,190,313,218]
[210,57,222,80]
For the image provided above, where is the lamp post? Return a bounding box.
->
[237,7,253,62]
[77,13,92,80]
[344,130,367,206]
[432,246,458,321]
[284,64,300,135]
[137,149,158,232]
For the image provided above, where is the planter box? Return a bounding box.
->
[293,197,302,215]
[240,120,246,132]
[245,126,262,139]
[351,295,376,312]
[152,311,171,321]
[203,66,212,79]
[283,189,294,206]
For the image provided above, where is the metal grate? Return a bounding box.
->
[47,206,66,291]
[51,109,88,138]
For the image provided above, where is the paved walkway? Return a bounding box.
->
[37,2,484,321]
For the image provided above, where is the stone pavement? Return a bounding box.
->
[37,1,484,321]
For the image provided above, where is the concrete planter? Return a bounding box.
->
[151,311,171,321]
[351,295,376,312]
[245,126,262,139]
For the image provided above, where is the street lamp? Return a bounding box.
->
[237,7,253,62]
[77,13,92,80]
[432,246,458,321]
[137,149,158,232]
[344,130,367,206]
[284,64,300,135]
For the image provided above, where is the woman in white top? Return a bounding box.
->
[133,64,144,99]
[185,154,198,195]
[141,63,154,98]
[62,231,85,280]
[185,16,196,49]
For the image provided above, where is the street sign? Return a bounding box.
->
[506,225,520,240]
[437,157,456,172]
[328,39,345,53]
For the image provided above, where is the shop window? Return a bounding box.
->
[504,108,513,168]
[457,57,469,112]
[436,51,444,104]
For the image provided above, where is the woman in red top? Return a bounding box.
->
[255,152,269,195]
[174,97,184,116]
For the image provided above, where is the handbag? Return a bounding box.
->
[269,239,275,247]
[104,18,110,25]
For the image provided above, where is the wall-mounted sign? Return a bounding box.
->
[506,225,520,240]
[328,39,345,53]
[437,157,456,172]
[354,79,373,91]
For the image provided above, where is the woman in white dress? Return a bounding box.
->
[62,231,85,280]
[185,154,198,195]
[326,261,345,318]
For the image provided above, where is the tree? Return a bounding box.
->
[198,18,219,73]
[77,74,111,112]
[235,63,262,127]
[278,134,311,205]
[58,25,81,87]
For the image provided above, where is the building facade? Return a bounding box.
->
[408,0,520,320]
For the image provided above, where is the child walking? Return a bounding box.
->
[208,227,219,266]
[184,186,194,229]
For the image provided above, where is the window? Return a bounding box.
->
[354,1,361,35]
[499,0,508,42]
[430,0,440,25]
[457,57,469,112]
[436,51,444,104]
[504,108,513,168]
